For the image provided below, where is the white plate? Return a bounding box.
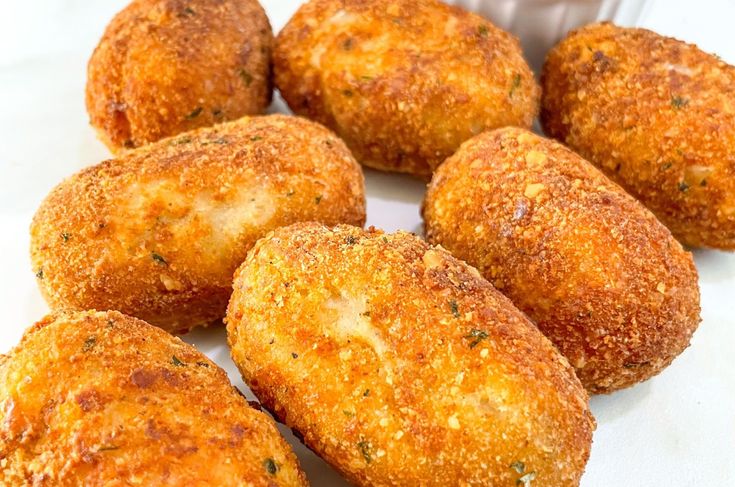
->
[1,1,733,485]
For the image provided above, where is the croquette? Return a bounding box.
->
[226,223,595,486]
[274,0,538,178]
[86,0,273,152]
[0,310,307,486]
[30,115,365,334]
[542,22,735,249]
[423,127,701,393]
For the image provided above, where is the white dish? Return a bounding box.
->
[0,1,733,485]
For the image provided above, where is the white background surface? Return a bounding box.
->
[1,1,734,485]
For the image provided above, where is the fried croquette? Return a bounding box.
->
[423,127,701,393]
[274,0,539,178]
[86,0,273,152]
[226,223,595,486]
[30,115,365,334]
[0,310,307,486]
[541,22,735,249]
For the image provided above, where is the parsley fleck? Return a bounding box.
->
[478,25,489,37]
[315,195,322,204]
[250,135,262,141]
[82,336,96,352]
[98,445,119,451]
[170,136,192,146]
[661,162,673,171]
[363,389,370,397]
[449,300,460,318]
[361,75,374,80]
[678,181,690,192]
[151,252,168,265]
[123,139,135,149]
[264,458,278,475]
[343,89,354,97]
[343,410,354,417]
[357,439,372,463]
[464,329,489,349]
[171,355,186,367]
[509,74,521,98]
[239,69,253,86]
[196,361,210,367]
[700,179,708,187]
[212,108,222,117]
[510,461,525,473]
[671,96,689,109]
[61,232,71,242]
[185,107,203,120]
[382,236,388,243]
[286,190,295,197]
[343,38,353,50]
[346,236,358,245]
[291,352,299,359]
[179,6,195,16]
[35,269,44,279]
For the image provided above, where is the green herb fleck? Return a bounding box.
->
[510,461,525,474]
[61,232,71,242]
[362,311,371,317]
[98,445,120,452]
[171,355,186,367]
[509,74,521,98]
[123,139,135,149]
[212,108,222,117]
[250,135,263,142]
[464,328,489,349]
[35,268,44,279]
[661,162,673,171]
[700,179,708,187]
[151,252,168,265]
[449,300,460,318]
[671,96,689,109]
[291,352,299,359]
[343,89,354,97]
[196,361,210,368]
[382,236,388,243]
[315,195,322,204]
[363,389,370,397]
[239,69,253,86]
[179,6,195,16]
[263,458,278,475]
[82,336,97,352]
[678,181,690,192]
[477,25,489,37]
[361,75,374,80]
[346,236,358,245]
[342,38,353,50]
[343,410,354,417]
[202,137,228,146]
[517,471,537,486]
[171,136,192,146]
[286,190,295,197]
[357,440,372,463]
[185,107,203,120]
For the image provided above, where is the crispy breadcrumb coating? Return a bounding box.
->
[423,127,701,393]
[227,223,594,486]
[274,0,538,178]
[542,22,735,249]
[30,115,365,333]
[86,0,273,152]
[0,310,307,486]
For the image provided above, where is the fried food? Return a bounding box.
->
[0,310,307,486]
[30,115,365,334]
[226,223,594,486]
[86,0,273,152]
[422,127,701,393]
[274,0,538,178]
[541,22,735,249]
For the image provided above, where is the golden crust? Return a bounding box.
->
[274,0,538,178]
[30,115,366,333]
[86,0,273,152]
[423,127,701,393]
[0,310,307,486]
[541,22,735,249]
[226,223,594,486]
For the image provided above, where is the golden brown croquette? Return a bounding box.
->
[542,22,735,249]
[423,127,701,393]
[226,223,594,486]
[274,0,539,178]
[86,0,273,152]
[30,115,365,334]
[0,310,307,486]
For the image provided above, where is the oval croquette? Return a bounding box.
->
[86,0,273,152]
[30,115,365,333]
[0,310,307,486]
[423,127,701,393]
[542,22,735,249]
[275,0,538,178]
[226,223,594,486]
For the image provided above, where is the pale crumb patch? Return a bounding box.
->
[525,150,547,165]
[517,132,535,144]
[379,418,389,427]
[339,349,352,360]
[524,183,546,199]
[160,274,184,291]
[657,282,666,294]
[394,430,404,440]
[448,414,460,430]
[422,249,444,269]
[480,348,489,358]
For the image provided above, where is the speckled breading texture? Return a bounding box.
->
[30,115,365,333]
[422,127,701,394]
[226,223,594,486]
[0,310,307,486]
[86,0,273,152]
[274,0,538,178]
[541,22,735,249]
